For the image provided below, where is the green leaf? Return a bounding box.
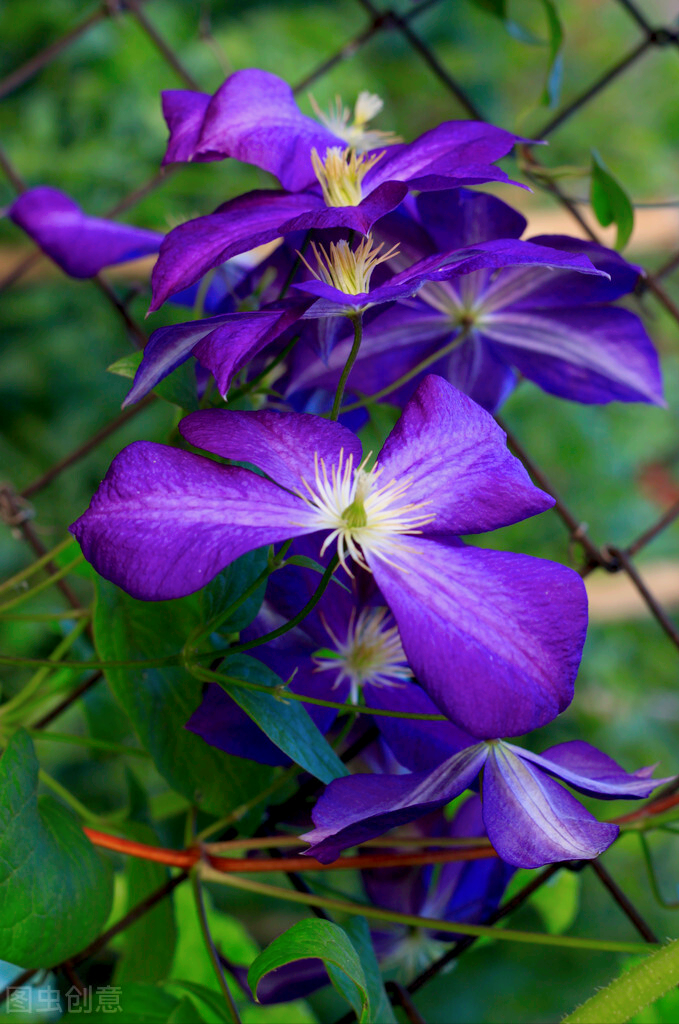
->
[466,0,506,15]
[539,0,564,107]
[0,730,113,967]
[562,938,679,1024]
[94,579,272,816]
[530,868,580,935]
[202,548,269,634]
[166,995,207,1023]
[590,151,635,250]
[107,350,199,411]
[219,653,349,784]
[248,919,369,1022]
[344,917,397,1024]
[165,981,231,1023]
[113,822,178,985]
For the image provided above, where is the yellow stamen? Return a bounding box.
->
[309,91,401,154]
[311,146,385,207]
[314,606,412,704]
[299,235,399,296]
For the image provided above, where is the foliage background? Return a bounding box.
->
[1,1,679,1021]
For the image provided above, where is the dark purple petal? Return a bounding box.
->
[149,190,321,311]
[191,69,341,191]
[376,375,553,535]
[69,442,313,600]
[515,740,675,799]
[511,235,641,307]
[369,539,586,739]
[414,188,527,251]
[443,333,517,412]
[186,684,291,766]
[366,681,476,773]
[303,744,488,863]
[277,180,410,237]
[124,309,302,407]
[248,960,330,1004]
[482,744,619,867]
[179,407,362,493]
[161,90,213,164]
[430,238,608,284]
[8,187,161,278]
[480,307,664,405]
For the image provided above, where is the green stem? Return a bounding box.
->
[28,730,150,758]
[196,764,300,842]
[192,664,447,720]
[227,334,301,402]
[200,869,656,956]
[0,555,84,613]
[562,938,679,1023]
[192,269,216,320]
[0,537,75,596]
[340,325,471,414]
[0,653,188,670]
[331,314,363,420]
[38,768,112,824]
[638,833,679,909]
[188,544,292,654]
[225,554,339,656]
[191,868,242,1024]
[0,615,92,722]
[1,609,91,622]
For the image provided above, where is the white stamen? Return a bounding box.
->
[294,449,434,575]
[309,91,401,154]
[314,606,412,704]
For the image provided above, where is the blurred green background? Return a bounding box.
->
[2,1,679,1021]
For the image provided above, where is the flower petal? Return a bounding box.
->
[483,744,618,867]
[413,188,527,251]
[161,89,213,164]
[70,442,312,600]
[192,69,342,191]
[369,538,586,739]
[149,190,321,311]
[376,375,553,535]
[179,408,362,494]
[480,307,664,405]
[302,744,488,863]
[514,740,675,799]
[8,187,161,278]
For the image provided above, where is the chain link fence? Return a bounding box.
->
[2,1,679,1019]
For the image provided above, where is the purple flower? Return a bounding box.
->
[287,189,663,410]
[302,739,674,869]
[187,557,470,765]
[128,231,606,405]
[7,187,161,279]
[70,375,586,738]
[150,69,527,310]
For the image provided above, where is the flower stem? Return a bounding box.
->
[225,553,339,655]
[331,312,363,420]
[191,869,242,1024]
[340,325,471,413]
[0,554,84,613]
[199,869,657,955]
[0,536,76,596]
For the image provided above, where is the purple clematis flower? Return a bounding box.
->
[7,186,162,279]
[302,738,674,869]
[149,68,528,310]
[186,557,470,766]
[70,374,586,738]
[127,230,606,405]
[287,188,663,410]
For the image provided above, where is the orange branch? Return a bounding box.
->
[83,826,496,873]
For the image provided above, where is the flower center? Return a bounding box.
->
[313,606,412,704]
[311,146,385,207]
[300,235,399,296]
[296,449,434,574]
[310,91,401,154]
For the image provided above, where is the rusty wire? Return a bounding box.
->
[2,0,679,1016]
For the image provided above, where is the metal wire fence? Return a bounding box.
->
[2,0,679,1018]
